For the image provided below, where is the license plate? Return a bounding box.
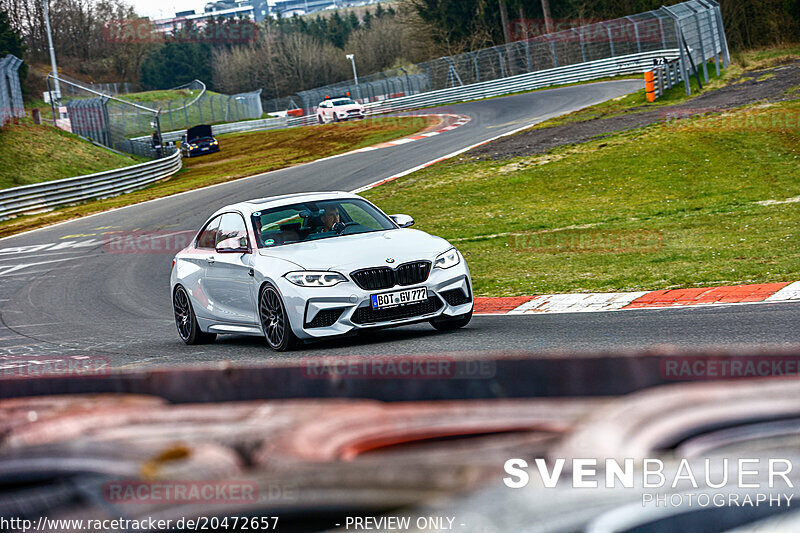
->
[371,287,427,309]
[201,147,209,151]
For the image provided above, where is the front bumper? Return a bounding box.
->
[338,111,365,121]
[184,145,219,157]
[278,261,473,340]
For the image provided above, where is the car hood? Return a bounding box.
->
[258,229,451,272]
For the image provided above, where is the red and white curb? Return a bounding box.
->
[323,114,471,164]
[353,114,471,152]
[474,282,800,315]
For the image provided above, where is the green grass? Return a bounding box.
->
[118,88,205,103]
[0,123,143,190]
[527,60,729,131]
[0,116,432,238]
[362,100,800,296]
[175,116,429,189]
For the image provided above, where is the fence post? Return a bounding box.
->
[687,6,709,83]
[626,17,642,54]
[574,28,587,62]
[496,48,506,78]
[703,4,721,76]
[706,0,730,67]
[602,22,616,57]
[183,98,189,127]
[697,0,722,74]
[661,6,692,96]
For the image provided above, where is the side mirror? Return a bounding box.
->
[390,214,414,228]
[216,236,250,254]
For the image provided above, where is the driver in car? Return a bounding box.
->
[319,205,341,232]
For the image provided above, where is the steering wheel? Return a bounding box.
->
[332,221,359,234]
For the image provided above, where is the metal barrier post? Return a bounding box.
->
[706,0,730,67]
[688,6,709,83]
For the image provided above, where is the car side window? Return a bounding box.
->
[341,202,384,230]
[217,213,249,246]
[196,216,221,249]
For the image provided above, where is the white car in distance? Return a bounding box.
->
[317,96,365,123]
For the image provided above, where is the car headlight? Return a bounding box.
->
[284,271,347,287]
[434,248,460,269]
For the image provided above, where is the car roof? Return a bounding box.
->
[214,191,361,217]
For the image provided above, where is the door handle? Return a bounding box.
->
[207,257,215,264]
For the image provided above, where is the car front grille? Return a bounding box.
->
[350,261,431,291]
[305,308,344,328]
[441,288,472,306]
[352,296,443,325]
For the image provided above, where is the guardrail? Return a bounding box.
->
[138,50,678,144]
[360,50,678,115]
[646,58,684,101]
[0,150,182,221]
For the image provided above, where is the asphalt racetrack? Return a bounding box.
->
[1,79,798,368]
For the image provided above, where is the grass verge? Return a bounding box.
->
[0,123,144,189]
[0,116,431,239]
[362,100,800,296]
[529,46,800,131]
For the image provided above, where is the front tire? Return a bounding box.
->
[259,283,300,351]
[173,285,216,344]
[430,310,472,331]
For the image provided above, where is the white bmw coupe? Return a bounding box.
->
[170,192,473,351]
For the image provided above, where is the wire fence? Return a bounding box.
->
[0,55,25,126]
[266,0,727,115]
[51,76,263,158]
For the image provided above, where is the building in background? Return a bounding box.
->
[151,0,390,31]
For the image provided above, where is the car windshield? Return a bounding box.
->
[332,99,355,106]
[251,199,395,248]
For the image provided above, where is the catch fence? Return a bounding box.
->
[263,0,728,115]
[0,55,25,126]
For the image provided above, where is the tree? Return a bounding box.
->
[540,0,553,34]
[140,40,212,89]
[0,8,24,58]
[0,8,26,83]
[348,11,360,31]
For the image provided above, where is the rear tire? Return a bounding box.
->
[430,310,472,331]
[173,285,216,345]
[318,115,324,124]
[259,283,300,351]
